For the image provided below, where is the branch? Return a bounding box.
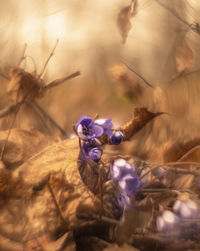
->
[121,60,154,88]
[0,104,18,118]
[155,0,192,28]
[47,175,68,224]
[0,69,9,80]
[44,71,80,90]
[17,43,27,67]
[38,39,59,79]
[31,101,67,138]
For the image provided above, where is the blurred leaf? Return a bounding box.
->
[117,0,138,44]
[175,40,193,73]
[7,67,42,104]
[108,63,142,101]
[0,128,55,168]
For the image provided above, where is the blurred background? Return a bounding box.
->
[0,0,200,162]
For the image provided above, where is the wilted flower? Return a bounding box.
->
[173,199,199,219]
[88,147,102,162]
[111,158,134,180]
[110,131,124,145]
[152,167,166,181]
[95,118,113,136]
[117,193,130,208]
[119,174,140,196]
[157,210,180,233]
[76,116,104,140]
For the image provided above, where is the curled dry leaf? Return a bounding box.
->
[99,107,164,144]
[121,107,164,141]
[117,0,138,44]
[7,67,44,104]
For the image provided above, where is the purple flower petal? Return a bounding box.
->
[119,174,140,196]
[110,131,124,145]
[111,159,134,180]
[117,193,130,208]
[88,147,102,162]
[173,199,199,219]
[157,210,180,233]
[92,125,104,138]
[95,118,113,136]
[76,116,104,140]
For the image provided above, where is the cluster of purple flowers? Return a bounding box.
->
[110,158,141,209]
[157,199,200,235]
[76,116,124,162]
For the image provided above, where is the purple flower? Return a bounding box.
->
[80,139,102,162]
[117,193,130,208]
[110,131,124,145]
[173,199,199,219]
[119,174,140,196]
[76,116,103,140]
[157,210,180,233]
[88,147,102,162]
[111,159,134,181]
[95,118,113,136]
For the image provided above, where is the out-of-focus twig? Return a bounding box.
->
[31,101,67,138]
[177,145,200,162]
[121,60,154,88]
[47,175,68,224]
[17,43,27,67]
[44,71,80,90]
[38,39,59,79]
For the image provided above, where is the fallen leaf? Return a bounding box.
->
[117,0,138,44]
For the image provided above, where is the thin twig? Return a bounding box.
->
[44,71,80,89]
[98,164,103,219]
[25,100,51,134]
[47,175,68,224]
[38,39,59,79]
[0,69,9,80]
[24,55,37,73]
[77,213,119,225]
[121,60,154,88]
[177,145,200,162]
[142,188,193,194]
[17,43,27,67]
[0,103,22,161]
[155,0,191,27]
[140,162,200,181]
[0,104,18,118]
[31,101,67,138]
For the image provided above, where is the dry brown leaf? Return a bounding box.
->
[121,107,164,141]
[117,0,138,44]
[7,67,44,104]
[0,128,55,168]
